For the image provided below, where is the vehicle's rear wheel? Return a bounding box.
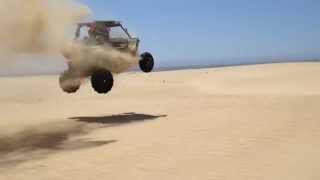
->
[59,70,80,93]
[139,52,154,73]
[91,69,114,94]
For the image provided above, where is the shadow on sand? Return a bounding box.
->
[71,112,167,125]
[0,112,166,168]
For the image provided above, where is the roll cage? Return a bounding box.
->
[75,21,133,39]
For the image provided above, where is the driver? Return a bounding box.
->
[88,24,97,38]
[88,24,110,44]
[104,27,110,40]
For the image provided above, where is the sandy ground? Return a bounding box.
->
[0,62,320,180]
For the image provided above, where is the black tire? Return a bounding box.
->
[139,52,154,73]
[59,70,80,94]
[91,69,114,94]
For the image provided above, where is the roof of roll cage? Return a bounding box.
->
[96,21,122,27]
[78,21,122,27]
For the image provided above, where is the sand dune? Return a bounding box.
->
[0,62,320,180]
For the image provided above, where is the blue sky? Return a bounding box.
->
[80,0,320,67]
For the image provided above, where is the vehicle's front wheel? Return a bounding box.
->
[139,52,154,73]
[91,69,114,94]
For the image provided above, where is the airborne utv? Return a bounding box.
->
[60,21,154,94]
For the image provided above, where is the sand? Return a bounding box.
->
[0,62,320,180]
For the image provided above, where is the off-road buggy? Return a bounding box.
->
[60,21,154,94]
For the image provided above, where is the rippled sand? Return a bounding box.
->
[0,62,320,180]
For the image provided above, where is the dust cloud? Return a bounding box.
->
[62,42,140,74]
[0,0,90,55]
[0,0,139,76]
